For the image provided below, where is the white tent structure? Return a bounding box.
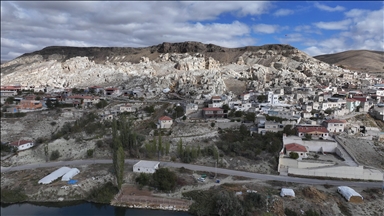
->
[280,188,295,197]
[38,167,71,184]
[337,186,363,202]
[61,168,80,181]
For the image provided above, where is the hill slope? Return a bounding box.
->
[314,50,384,73]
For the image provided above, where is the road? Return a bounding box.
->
[1,159,382,188]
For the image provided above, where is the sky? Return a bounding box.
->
[1,1,383,62]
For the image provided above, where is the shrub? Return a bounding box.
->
[152,168,177,192]
[87,182,118,204]
[135,173,151,187]
[50,121,57,126]
[289,151,299,159]
[87,149,94,158]
[1,188,28,203]
[50,150,60,161]
[96,140,104,148]
[285,208,298,216]
[211,122,215,127]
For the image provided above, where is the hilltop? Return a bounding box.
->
[314,50,384,74]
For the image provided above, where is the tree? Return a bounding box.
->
[50,150,60,161]
[245,112,256,122]
[96,100,108,109]
[289,151,299,159]
[135,173,150,187]
[222,104,230,113]
[177,138,183,158]
[112,119,125,189]
[152,168,177,191]
[257,95,267,103]
[234,111,243,117]
[283,125,296,136]
[304,133,312,140]
[165,142,170,156]
[5,97,14,104]
[46,99,53,109]
[87,149,94,158]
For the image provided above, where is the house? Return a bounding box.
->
[202,107,225,118]
[322,119,346,133]
[10,140,35,151]
[133,160,160,174]
[104,87,120,96]
[296,126,329,139]
[158,116,173,129]
[301,111,312,119]
[209,96,223,108]
[369,104,384,121]
[285,143,309,159]
[185,103,198,115]
[267,91,279,104]
[119,104,135,113]
[346,99,360,112]
[17,100,43,110]
[88,86,104,94]
[241,93,250,101]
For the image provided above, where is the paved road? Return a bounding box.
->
[1,159,382,188]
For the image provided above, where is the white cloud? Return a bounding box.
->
[253,24,283,34]
[314,19,351,30]
[273,9,294,17]
[314,2,345,12]
[0,1,273,61]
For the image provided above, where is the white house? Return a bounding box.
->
[285,143,309,159]
[158,116,173,129]
[322,119,347,133]
[119,104,135,113]
[185,103,198,115]
[133,160,160,174]
[268,91,279,104]
[10,140,34,151]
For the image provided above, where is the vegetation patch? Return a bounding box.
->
[87,182,119,204]
[1,188,28,203]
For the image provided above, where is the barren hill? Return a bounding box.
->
[314,50,384,73]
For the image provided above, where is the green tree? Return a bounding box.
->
[177,138,183,158]
[96,100,108,109]
[87,149,94,158]
[135,173,150,187]
[289,151,299,159]
[152,168,177,191]
[5,97,14,104]
[222,104,230,112]
[50,150,60,161]
[234,111,243,117]
[165,142,170,156]
[245,112,256,122]
[283,125,296,136]
[46,99,53,109]
[257,95,267,103]
[112,119,125,189]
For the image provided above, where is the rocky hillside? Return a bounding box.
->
[0,41,360,99]
[315,50,384,73]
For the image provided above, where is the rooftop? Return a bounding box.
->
[134,160,160,168]
[285,143,307,152]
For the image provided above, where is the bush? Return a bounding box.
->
[1,188,28,203]
[211,122,215,127]
[50,150,60,161]
[87,182,119,203]
[135,173,151,187]
[152,168,177,192]
[95,100,108,109]
[285,208,298,216]
[50,121,57,126]
[96,140,104,148]
[289,152,299,159]
[87,149,94,158]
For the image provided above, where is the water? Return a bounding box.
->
[1,202,192,216]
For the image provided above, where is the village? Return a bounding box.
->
[1,50,384,215]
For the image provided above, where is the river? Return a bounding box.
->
[1,202,192,216]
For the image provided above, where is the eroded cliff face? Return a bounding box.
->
[0,42,351,99]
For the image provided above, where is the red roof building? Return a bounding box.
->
[285,143,308,152]
[159,116,172,121]
[296,126,329,139]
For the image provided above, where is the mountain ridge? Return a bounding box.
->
[314,50,384,73]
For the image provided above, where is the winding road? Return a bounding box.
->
[1,159,382,188]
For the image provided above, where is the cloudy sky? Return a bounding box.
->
[1,1,383,62]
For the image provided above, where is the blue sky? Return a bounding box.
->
[1,1,383,62]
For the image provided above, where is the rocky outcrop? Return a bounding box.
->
[1,41,370,100]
